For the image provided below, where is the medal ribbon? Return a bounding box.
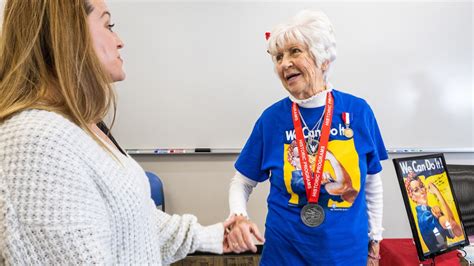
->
[342,112,350,126]
[291,92,334,203]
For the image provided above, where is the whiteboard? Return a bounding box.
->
[108,1,473,150]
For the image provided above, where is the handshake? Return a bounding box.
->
[222,214,265,253]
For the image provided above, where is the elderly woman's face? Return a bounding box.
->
[87,0,125,82]
[273,41,324,99]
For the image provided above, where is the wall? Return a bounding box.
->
[109,1,473,151]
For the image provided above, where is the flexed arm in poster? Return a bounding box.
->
[426,182,463,238]
[405,171,461,251]
[323,151,358,203]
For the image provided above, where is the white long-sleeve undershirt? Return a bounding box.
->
[228,171,258,217]
[365,172,384,241]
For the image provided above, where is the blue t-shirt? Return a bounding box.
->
[235,90,388,266]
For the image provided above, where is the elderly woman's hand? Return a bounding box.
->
[367,241,381,266]
[367,257,379,266]
[222,215,238,253]
[226,215,264,253]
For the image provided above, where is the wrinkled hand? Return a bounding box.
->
[226,215,264,253]
[367,241,380,266]
[222,216,237,253]
[367,257,379,266]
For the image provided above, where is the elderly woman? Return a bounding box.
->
[226,10,388,265]
[0,0,240,264]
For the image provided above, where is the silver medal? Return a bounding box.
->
[301,203,325,227]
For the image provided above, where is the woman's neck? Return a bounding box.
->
[289,84,333,108]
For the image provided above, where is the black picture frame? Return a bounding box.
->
[393,153,470,261]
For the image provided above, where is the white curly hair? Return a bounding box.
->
[267,10,337,83]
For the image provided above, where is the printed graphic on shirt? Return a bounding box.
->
[283,137,360,210]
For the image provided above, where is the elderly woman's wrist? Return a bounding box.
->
[228,211,248,219]
[368,252,381,260]
[234,213,250,224]
[368,239,381,261]
[369,239,380,245]
[229,212,249,219]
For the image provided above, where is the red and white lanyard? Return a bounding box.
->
[291,92,334,203]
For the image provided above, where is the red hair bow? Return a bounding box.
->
[265,32,271,40]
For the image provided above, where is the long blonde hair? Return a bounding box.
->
[0,0,116,146]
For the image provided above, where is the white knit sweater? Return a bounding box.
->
[0,109,224,265]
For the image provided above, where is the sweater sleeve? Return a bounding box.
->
[0,118,113,264]
[152,210,224,265]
